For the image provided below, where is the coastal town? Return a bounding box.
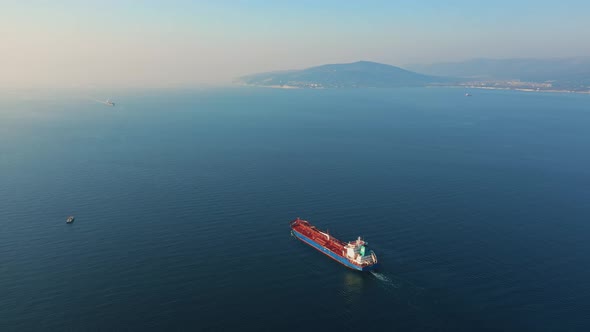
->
[453,80,590,94]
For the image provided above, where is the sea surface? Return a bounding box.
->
[1,87,590,331]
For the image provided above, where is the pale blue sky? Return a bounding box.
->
[2,1,589,88]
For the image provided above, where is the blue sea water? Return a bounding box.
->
[1,87,590,331]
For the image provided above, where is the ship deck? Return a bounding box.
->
[291,220,346,257]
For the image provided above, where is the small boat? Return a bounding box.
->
[465,93,472,97]
[105,99,115,106]
[66,216,75,224]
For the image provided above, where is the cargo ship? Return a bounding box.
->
[290,217,379,271]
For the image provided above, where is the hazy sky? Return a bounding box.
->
[2,0,590,88]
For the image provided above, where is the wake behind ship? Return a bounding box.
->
[290,218,379,271]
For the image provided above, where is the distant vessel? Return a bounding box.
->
[66,216,75,224]
[290,218,379,271]
[465,93,472,97]
[106,99,115,106]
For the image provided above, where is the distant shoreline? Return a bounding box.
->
[237,83,590,94]
[445,85,590,95]
[256,84,301,89]
[234,83,302,89]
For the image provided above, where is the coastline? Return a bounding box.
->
[238,83,590,94]
[234,82,301,89]
[447,85,590,95]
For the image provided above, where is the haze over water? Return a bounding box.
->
[4,1,590,89]
[1,87,589,331]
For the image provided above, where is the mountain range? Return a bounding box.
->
[238,61,449,88]
[406,57,590,83]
